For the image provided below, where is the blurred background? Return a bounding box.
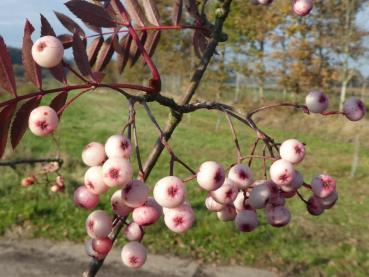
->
[0,1,368,276]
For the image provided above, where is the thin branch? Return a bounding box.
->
[0,158,63,167]
[223,110,242,163]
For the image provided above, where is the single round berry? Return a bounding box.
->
[343,97,366,121]
[143,197,163,217]
[307,196,325,216]
[21,175,37,187]
[235,210,258,232]
[197,161,225,191]
[85,239,106,260]
[293,0,313,16]
[92,237,113,255]
[228,164,254,189]
[28,106,59,136]
[84,166,110,195]
[121,180,149,208]
[265,206,291,227]
[32,36,64,68]
[74,186,99,209]
[205,194,225,212]
[282,170,304,192]
[132,205,161,226]
[320,190,338,209]
[249,181,272,209]
[82,142,106,166]
[105,135,132,159]
[121,241,147,269]
[153,176,186,208]
[270,159,295,187]
[124,222,144,242]
[85,210,112,239]
[164,204,195,233]
[111,189,133,217]
[216,205,237,221]
[311,174,336,199]
[305,91,328,113]
[233,191,254,212]
[102,158,133,187]
[279,139,305,164]
[210,178,238,205]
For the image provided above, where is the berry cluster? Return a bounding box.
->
[253,0,313,17]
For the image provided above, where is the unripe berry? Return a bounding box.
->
[216,205,236,221]
[205,194,225,212]
[21,175,37,187]
[82,142,106,166]
[32,36,64,68]
[121,180,149,208]
[105,135,132,159]
[265,206,291,227]
[311,174,336,199]
[102,158,133,187]
[121,241,147,268]
[197,161,225,191]
[92,237,113,255]
[320,190,338,209]
[74,186,99,209]
[293,0,313,17]
[307,196,325,216]
[305,91,328,113]
[124,222,144,241]
[235,210,258,232]
[279,139,305,164]
[111,189,133,217]
[84,166,110,195]
[50,184,62,193]
[270,159,295,187]
[28,106,59,136]
[153,176,186,208]
[164,204,195,233]
[210,178,238,205]
[343,97,366,121]
[249,181,272,209]
[86,210,112,239]
[132,205,161,226]
[228,164,253,189]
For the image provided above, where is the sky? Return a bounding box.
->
[0,0,368,76]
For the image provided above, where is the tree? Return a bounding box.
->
[0,1,366,277]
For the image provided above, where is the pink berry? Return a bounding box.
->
[270,159,295,187]
[293,0,313,16]
[305,91,328,113]
[228,164,254,189]
[84,166,110,195]
[28,106,59,136]
[124,222,144,242]
[132,205,161,226]
[74,186,99,209]
[82,142,106,166]
[102,158,133,187]
[235,210,258,232]
[311,174,336,199]
[32,36,64,68]
[121,241,147,269]
[210,178,238,205]
[153,176,186,208]
[320,190,338,209]
[216,205,236,221]
[249,181,272,209]
[85,239,106,260]
[121,180,149,208]
[85,210,112,239]
[279,139,305,164]
[307,196,325,216]
[143,197,163,217]
[111,189,133,217]
[343,97,366,121]
[205,194,225,212]
[105,134,132,159]
[265,206,291,227]
[164,204,195,233]
[92,237,113,255]
[197,161,225,191]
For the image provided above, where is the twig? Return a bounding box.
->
[223,110,242,163]
[0,158,63,168]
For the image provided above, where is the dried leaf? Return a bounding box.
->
[129,31,147,67]
[65,0,116,28]
[142,0,160,26]
[144,31,161,58]
[10,97,41,149]
[117,35,132,74]
[41,14,56,36]
[87,36,104,67]
[73,32,92,77]
[0,37,17,96]
[49,92,68,117]
[54,11,85,37]
[95,35,114,72]
[124,0,146,26]
[0,103,17,157]
[172,0,183,26]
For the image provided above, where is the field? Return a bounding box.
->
[0,90,368,276]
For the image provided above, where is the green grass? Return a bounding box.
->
[1,91,368,276]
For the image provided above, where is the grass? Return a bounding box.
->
[0,90,368,276]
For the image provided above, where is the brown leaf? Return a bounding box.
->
[0,103,17,157]
[54,11,86,37]
[117,35,132,74]
[65,0,116,28]
[72,31,92,77]
[40,14,56,36]
[57,34,74,49]
[172,0,183,26]
[142,0,160,26]
[144,31,161,58]
[10,97,41,149]
[49,92,68,117]
[130,31,147,67]
[87,36,104,67]
[124,0,146,26]
[95,35,115,72]
[0,37,17,97]
[107,0,129,25]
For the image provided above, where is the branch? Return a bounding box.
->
[0,158,63,168]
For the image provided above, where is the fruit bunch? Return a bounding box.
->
[253,0,314,17]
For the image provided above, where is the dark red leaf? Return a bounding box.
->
[94,35,114,72]
[124,0,146,26]
[22,20,42,89]
[142,0,160,26]
[91,72,105,83]
[72,32,92,77]
[129,31,147,67]
[87,36,104,67]
[49,92,68,117]
[0,37,17,97]
[172,0,183,26]
[54,11,86,37]
[10,97,41,149]
[57,34,74,49]
[50,64,66,84]
[144,31,161,58]
[117,35,132,74]
[0,103,17,157]
[65,0,116,28]
[107,0,129,25]
[41,14,56,36]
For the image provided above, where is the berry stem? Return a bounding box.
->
[223,110,242,163]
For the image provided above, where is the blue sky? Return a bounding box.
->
[0,0,368,76]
